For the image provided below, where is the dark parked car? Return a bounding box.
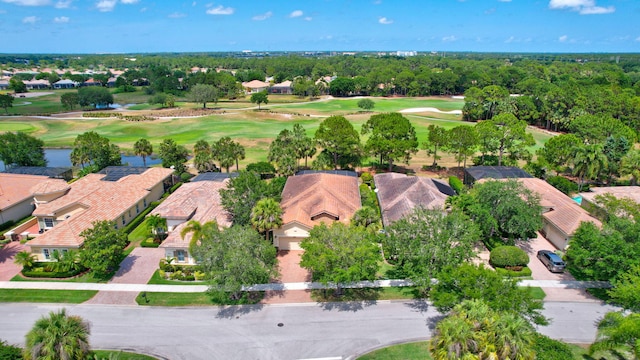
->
[537,250,566,273]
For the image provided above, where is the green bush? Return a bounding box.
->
[448,175,463,194]
[122,200,160,235]
[532,334,574,360]
[495,266,532,277]
[180,172,193,182]
[360,172,374,186]
[140,238,160,248]
[489,246,529,269]
[22,268,84,278]
[547,175,579,195]
[0,340,22,359]
[359,184,379,208]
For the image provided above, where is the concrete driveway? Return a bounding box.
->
[263,250,312,304]
[84,247,165,305]
[518,233,598,302]
[0,242,26,281]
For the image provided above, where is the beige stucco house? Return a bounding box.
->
[27,167,173,261]
[242,80,270,94]
[272,173,361,250]
[0,173,54,228]
[153,179,232,265]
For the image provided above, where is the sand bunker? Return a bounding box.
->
[399,107,462,115]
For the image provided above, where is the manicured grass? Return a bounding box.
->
[311,286,420,302]
[136,292,214,306]
[357,341,432,360]
[147,270,204,285]
[128,217,152,245]
[271,97,464,114]
[0,289,97,303]
[91,350,158,360]
[11,270,108,283]
[127,103,163,111]
[528,286,547,300]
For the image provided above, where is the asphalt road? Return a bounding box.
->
[0,301,619,360]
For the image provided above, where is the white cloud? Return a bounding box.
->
[192,1,196,6]
[54,0,70,8]
[549,0,614,14]
[22,15,38,23]
[498,0,511,2]
[442,35,458,42]
[373,0,381,4]
[168,12,186,18]
[96,0,116,12]
[304,16,312,21]
[2,0,50,6]
[252,11,271,21]
[53,15,68,22]
[558,35,568,42]
[378,16,392,24]
[206,5,233,15]
[120,0,138,3]
[289,9,302,18]
[505,36,515,43]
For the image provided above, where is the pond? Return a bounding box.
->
[0,148,163,170]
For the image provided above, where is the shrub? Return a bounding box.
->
[140,238,160,248]
[532,334,574,360]
[489,246,529,269]
[246,161,276,175]
[0,340,22,359]
[360,172,374,186]
[495,266,532,277]
[158,269,165,278]
[158,258,175,272]
[448,176,463,194]
[359,184,378,208]
[547,175,579,195]
[180,172,193,182]
[194,271,205,281]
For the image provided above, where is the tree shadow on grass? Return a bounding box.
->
[314,288,381,312]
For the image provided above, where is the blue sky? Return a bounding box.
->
[0,0,638,53]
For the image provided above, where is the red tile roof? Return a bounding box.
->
[28,168,173,248]
[0,173,51,211]
[280,173,361,229]
[155,179,232,248]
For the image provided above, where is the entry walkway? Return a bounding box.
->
[0,279,610,293]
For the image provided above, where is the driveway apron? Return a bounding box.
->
[263,250,313,304]
[0,242,26,281]
[84,247,165,305]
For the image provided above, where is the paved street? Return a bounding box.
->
[0,301,619,360]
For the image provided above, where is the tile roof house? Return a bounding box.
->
[242,80,270,94]
[27,167,173,261]
[153,179,232,265]
[374,173,454,226]
[53,79,79,89]
[513,178,601,250]
[0,173,53,226]
[580,186,640,208]
[272,173,361,250]
[269,80,293,94]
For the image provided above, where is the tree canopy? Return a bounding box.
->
[189,83,218,108]
[158,138,188,174]
[70,131,121,171]
[191,225,278,301]
[250,91,268,109]
[361,112,418,171]
[24,308,91,360]
[220,171,285,226]
[0,132,47,168]
[382,207,480,292]
[314,115,361,170]
[0,94,13,114]
[77,86,113,109]
[79,220,128,277]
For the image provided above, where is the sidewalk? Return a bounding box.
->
[0,279,610,293]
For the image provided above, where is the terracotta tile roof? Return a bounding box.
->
[374,173,452,226]
[242,80,270,88]
[280,173,361,229]
[515,178,601,236]
[272,80,292,88]
[30,179,70,196]
[0,173,51,211]
[28,168,173,248]
[155,179,232,249]
[580,186,640,205]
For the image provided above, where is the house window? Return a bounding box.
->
[143,199,147,207]
[62,249,68,254]
[176,250,186,263]
[128,210,132,218]
[44,218,54,228]
[136,204,140,214]
[121,216,126,225]
[43,249,50,260]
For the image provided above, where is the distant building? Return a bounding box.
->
[396,51,417,57]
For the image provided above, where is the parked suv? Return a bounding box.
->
[537,250,566,273]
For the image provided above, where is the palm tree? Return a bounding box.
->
[232,142,245,172]
[24,308,91,360]
[621,149,640,186]
[250,198,283,241]
[590,311,640,359]
[133,138,153,167]
[14,251,37,270]
[180,220,219,254]
[573,144,608,191]
[430,299,535,360]
[146,214,167,242]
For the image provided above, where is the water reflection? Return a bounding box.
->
[1,148,162,170]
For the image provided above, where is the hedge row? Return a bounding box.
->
[448,176,463,194]
[82,112,122,118]
[140,238,161,248]
[122,200,161,235]
[22,267,84,278]
[489,246,529,268]
[495,266,532,277]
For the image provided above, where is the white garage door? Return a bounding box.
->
[278,237,304,251]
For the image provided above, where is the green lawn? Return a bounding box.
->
[357,341,432,360]
[128,217,152,244]
[135,291,219,306]
[147,270,204,285]
[271,97,464,114]
[0,289,97,303]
